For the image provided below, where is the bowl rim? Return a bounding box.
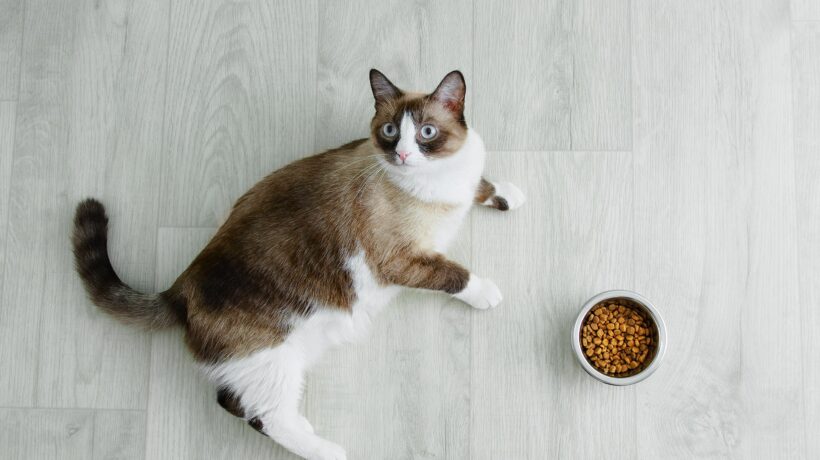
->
[571,289,667,386]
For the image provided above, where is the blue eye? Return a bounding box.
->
[420,124,438,139]
[381,123,397,137]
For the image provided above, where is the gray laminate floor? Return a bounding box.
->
[0,0,818,459]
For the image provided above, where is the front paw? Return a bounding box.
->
[493,182,526,210]
[455,275,503,310]
[308,439,347,460]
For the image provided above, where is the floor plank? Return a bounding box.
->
[0,0,149,408]
[146,227,298,459]
[101,0,170,296]
[0,408,144,460]
[0,408,94,460]
[26,0,167,410]
[159,0,318,227]
[0,102,15,300]
[792,0,820,20]
[0,0,23,100]
[469,151,634,459]
[792,20,820,458]
[632,0,803,457]
[473,0,572,150]
[473,0,630,151]
[571,0,631,150]
[315,0,472,151]
[0,0,73,407]
[92,410,146,460]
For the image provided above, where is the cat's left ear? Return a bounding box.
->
[370,69,402,106]
[431,70,466,115]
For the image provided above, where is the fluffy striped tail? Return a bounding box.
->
[72,198,179,329]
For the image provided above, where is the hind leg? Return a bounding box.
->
[206,346,345,460]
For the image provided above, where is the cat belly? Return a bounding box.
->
[279,250,399,366]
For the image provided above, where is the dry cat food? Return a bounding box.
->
[581,299,657,377]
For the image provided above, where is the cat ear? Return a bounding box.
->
[369,69,402,105]
[430,70,466,115]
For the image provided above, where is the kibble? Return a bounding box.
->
[581,299,656,377]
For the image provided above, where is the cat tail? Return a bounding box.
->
[72,198,180,329]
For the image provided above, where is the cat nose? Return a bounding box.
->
[397,151,411,162]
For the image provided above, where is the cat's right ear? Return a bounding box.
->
[369,69,402,106]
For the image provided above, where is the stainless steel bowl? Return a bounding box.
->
[571,290,667,385]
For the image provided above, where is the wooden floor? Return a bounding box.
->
[0,0,818,458]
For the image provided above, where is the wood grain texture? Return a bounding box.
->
[632,0,804,457]
[0,0,23,100]
[92,410,146,460]
[0,0,72,406]
[29,0,167,410]
[792,20,820,458]
[0,408,145,460]
[0,409,95,460]
[469,151,634,459]
[571,0,631,150]
[473,0,630,151]
[315,0,472,151]
[473,0,572,150]
[146,227,298,460]
[792,0,820,20]
[159,0,317,227]
[0,102,14,301]
[1,0,152,408]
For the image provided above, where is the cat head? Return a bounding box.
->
[369,70,469,172]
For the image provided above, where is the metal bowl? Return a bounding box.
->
[571,290,667,386]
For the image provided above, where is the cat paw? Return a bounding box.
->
[455,275,503,310]
[493,182,526,210]
[308,439,347,460]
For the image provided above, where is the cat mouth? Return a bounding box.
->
[392,162,418,172]
[377,155,418,175]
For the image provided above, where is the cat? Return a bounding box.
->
[72,69,525,460]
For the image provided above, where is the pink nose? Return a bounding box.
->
[397,151,411,162]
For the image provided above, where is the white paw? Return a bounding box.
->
[454,274,503,310]
[308,439,347,460]
[493,181,526,210]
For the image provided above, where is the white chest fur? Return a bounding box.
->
[431,202,471,252]
[382,128,486,206]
